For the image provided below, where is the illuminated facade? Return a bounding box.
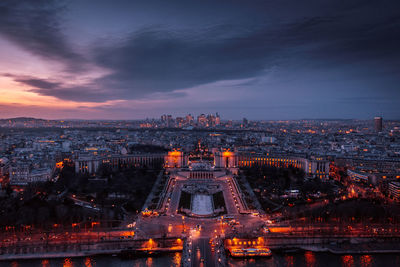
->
[214,150,330,178]
[347,169,370,183]
[225,237,271,257]
[214,150,238,168]
[164,150,188,168]
[388,181,400,202]
[239,154,329,179]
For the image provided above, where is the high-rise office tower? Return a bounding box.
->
[197,114,207,126]
[186,114,194,125]
[374,117,383,132]
[215,113,221,126]
[243,117,248,127]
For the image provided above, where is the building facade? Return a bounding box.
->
[388,181,400,202]
[374,116,383,132]
[9,163,52,185]
[214,151,330,179]
[75,153,166,173]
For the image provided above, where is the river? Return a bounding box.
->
[0,252,399,267]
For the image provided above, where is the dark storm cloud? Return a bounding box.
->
[0,0,87,72]
[3,73,111,102]
[92,25,280,98]
[14,78,61,90]
[1,0,400,107]
[90,3,400,100]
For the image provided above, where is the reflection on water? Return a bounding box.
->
[1,252,400,267]
[62,258,73,267]
[146,257,153,267]
[360,255,372,267]
[284,255,294,267]
[41,259,50,267]
[304,251,316,267]
[84,257,95,267]
[228,252,400,267]
[172,252,182,266]
[342,255,354,267]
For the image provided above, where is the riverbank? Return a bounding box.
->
[273,242,400,255]
[0,247,181,261]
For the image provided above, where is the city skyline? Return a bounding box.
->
[1,2,400,266]
[0,114,392,122]
[1,1,400,120]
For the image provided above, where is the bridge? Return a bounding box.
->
[0,234,183,261]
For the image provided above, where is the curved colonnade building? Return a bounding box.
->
[75,149,329,179]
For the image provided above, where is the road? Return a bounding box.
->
[192,238,215,267]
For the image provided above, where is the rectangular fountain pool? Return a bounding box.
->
[191,194,213,215]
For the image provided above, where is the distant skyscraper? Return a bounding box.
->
[207,114,216,127]
[374,117,383,132]
[167,115,173,127]
[243,117,248,127]
[215,113,221,126]
[197,114,207,126]
[176,117,184,127]
[186,114,194,125]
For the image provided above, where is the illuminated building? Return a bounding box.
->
[347,169,369,183]
[215,112,221,126]
[186,114,194,125]
[215,150,329,178]
[164,150,188,168]
[214,150,238,168]
[388,181,400,202]
[224,237,272,257]
[229,248,272,257]
[197,114,207,127]
[207,114,216,127]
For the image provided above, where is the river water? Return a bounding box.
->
[0,252,399,267]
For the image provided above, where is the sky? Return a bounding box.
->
[0,0,399,120]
